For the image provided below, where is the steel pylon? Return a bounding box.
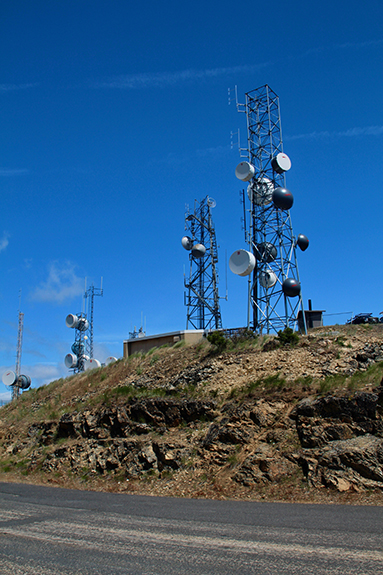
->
[239,85,306,334]
[183,196,222,330]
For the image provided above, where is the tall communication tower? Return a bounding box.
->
[230,85,309,334]
[182,196,222,330]
[65,280,103,373]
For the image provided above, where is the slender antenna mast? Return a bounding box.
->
[1,292,31,399]
[14,308,24,400]
[84,281,103,359]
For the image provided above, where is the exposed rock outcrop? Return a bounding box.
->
[2,325,383,502]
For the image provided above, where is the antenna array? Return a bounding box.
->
[182,196,222,330]
[231,85,309,334]
[65,281,103,373]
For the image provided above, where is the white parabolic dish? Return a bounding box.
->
[84,358,101,370]
[229,250,256,276]
[235,161,255,182]
[271,152,291,174]
[2,370,16,386]
[65,353,77,369]
[259,270,277,288]
[105,356,117,365]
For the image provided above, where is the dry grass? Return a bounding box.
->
[1,325,383,505]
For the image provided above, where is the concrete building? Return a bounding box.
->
[123,330,205,358]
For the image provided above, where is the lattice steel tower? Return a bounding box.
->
[182,196,222,330]
[84,282,103,359]
[231,85,308,334]
[65,280,103,373]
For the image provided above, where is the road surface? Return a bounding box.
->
[0,482,382,574]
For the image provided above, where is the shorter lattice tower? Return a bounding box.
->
[65,280,103,372]
[182,196,222,330]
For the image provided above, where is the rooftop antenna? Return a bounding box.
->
[182,196,223,330]
[129,313,146,339]
[2,291,31,399]
[230,85,309,334]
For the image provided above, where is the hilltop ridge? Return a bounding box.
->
[1,324,383,505]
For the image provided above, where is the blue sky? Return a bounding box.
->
[1,0,383,400]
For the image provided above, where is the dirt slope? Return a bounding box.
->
[1,324,383,505]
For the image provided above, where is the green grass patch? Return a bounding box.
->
[245,373,286,395]
[149,353,159,365]
[319,374,346,394]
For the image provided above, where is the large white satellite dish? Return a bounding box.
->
[2,370,16,386]
[271,152,291,174]
[65,314,89,331]
[65,353,78,369]
[84,358,101,371]
[229,250,256,276]
[235,161,255,182]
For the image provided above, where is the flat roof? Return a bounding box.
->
[123,329,205,343]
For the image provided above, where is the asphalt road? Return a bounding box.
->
[0,482,382,574]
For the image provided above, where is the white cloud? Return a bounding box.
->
[30,261,84,304]
[0,83,38,92]
[28,363,63,387]
[0,232,9,253]
[286,126,383,141]
[0,391,11,404]
[0,168,29,176]
[93,62,269,90]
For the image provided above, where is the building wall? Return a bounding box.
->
[297,310,325,332]
[123,330,205,357]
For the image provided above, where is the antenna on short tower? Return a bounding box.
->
[181,196,222,330]
[65,279,103,372]
[2,292,32,400]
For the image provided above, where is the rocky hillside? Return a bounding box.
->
[1,324,383,505]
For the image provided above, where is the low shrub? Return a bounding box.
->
[207,331,227,353]
[277,327,299,347]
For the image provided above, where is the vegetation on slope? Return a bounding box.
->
[0,325,383,504]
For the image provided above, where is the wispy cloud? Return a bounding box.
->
[93,63,269,90]
[286,125,383,141]
[0,83,38,92]
[0,233,9,253]
[338,38,383,50]
[92,36,383,91]
[27,363,62,387]
[296,38,383,60]
[0,391,11,404]
[0,168,29,176]
[30,261,84,304]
